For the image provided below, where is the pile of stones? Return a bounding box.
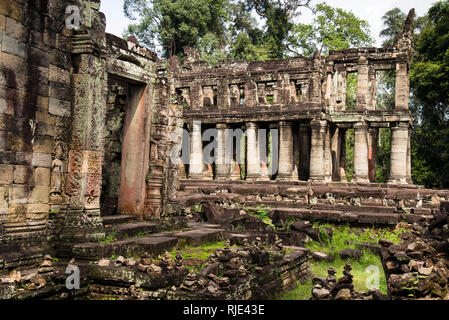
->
[382,202,449,300]
[177,238,285,296]
[312,260,386,300]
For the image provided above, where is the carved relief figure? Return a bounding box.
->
[51,144,64,195]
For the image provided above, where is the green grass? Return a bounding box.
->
[280,222,411,300]
[167,241,227,273]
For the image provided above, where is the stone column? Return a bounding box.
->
[278,121,295,180]
[299,124,311,181]
[215,123,229,180]
[395,63,410,110]
[258,126,270,181]
[353,122,370,183]
[227,126,243,180]
[356,57,369,111]
[246,122,260,179]
[368,128,378,182]
[309,120,327,181]
[292,125,300,179]
[331,127,340,181]
[324,125,332,182]
[406,129,413,184]
[189,121,203,179]
[368,67,377,110]
[389,122,409,184]
[339,129,347,182]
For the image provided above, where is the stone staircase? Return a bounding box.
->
[57,215,226,261]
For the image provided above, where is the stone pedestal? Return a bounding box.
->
[389,122,409,184]
[189,121,203,179]
[309,120,327,181]
[353,122,369,183]
[246,122,260,179]
[278,121,295,180]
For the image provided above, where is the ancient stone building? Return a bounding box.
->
[0,1,448,276]
[174,11,415,185]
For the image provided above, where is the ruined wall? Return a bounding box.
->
[0,0,76,246]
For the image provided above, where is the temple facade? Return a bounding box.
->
[173,10,414,186]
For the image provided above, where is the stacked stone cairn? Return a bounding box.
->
[137,253,162,274]
[38,255,55,274]
[312,260,386,300]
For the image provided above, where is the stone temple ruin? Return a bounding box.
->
[0,0,449,300]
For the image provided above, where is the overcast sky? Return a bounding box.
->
[100,0,437,48]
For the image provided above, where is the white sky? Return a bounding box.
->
[100,0,437,47]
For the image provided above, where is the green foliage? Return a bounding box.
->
[289,3,373,56]
[345,73,358,110]
[110,254,119,260]
[137,231,146,237]
[124,0,230,58]
[376,128,392,183]
[409,0,449,188]
[100,231,117,244]
[245,205,274,227]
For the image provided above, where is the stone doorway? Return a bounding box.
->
[101,77,152,219]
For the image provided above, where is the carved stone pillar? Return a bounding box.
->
[339,128,347,182]
[246,122,260,179]
[215,124,229,180]
[61,4,107,243]
[353,122,369,183]
[189,121,203,179]
[389,122,409,184]
[309,120,327,181]
[278,121,295,180]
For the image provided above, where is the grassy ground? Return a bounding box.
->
[167,241,227,274]
[280,222,411,300]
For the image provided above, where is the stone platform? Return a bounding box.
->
[174,180,449,226]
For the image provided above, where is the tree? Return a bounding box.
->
[246,0,314,59]
[288,3,373,56]
[228,0,270,60]
[123,0,230,58]
[380,7,427,46]
[410,0,449,188]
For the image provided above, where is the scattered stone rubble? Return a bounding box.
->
[381,202,449,300]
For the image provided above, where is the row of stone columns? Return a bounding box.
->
[187,120,412,184]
